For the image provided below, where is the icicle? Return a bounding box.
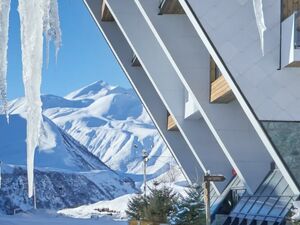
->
[0,0,11,123]
[18,0,62,198]
[18,0,46,198]
[253,0,266,55]
[43,0,62,66]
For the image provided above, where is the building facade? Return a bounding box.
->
[84,0,300,224]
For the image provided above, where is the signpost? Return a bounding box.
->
[203,171,225,225]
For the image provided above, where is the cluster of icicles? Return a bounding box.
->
[0,0,61,198]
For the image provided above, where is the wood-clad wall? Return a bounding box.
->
[282,0,300,20]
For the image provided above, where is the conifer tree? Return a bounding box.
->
[126,183,178,223]
[169,186,205,225]
[126,194,147,220]
[144,185,177,223]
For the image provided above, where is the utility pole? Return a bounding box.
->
[142,150,148,197]
[203,171,225,225]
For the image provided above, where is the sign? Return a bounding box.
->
[204,174,226,182]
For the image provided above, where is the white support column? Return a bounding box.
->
[84,0,203,184]
[133,0,274,194]
[104,0,234,193]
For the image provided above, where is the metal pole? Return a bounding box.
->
[142,150,148,197]
[204,170,211,225]
[205,180,211,225]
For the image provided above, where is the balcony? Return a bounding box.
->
[210,58,234,103]
[101,0,114,22]
[167,113,178,131]
[158,0,185,15]
[281,11,300,67]
[131,54,141,67]
[210,76,234,103]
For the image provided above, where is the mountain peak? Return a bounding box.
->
[65,80,114,100]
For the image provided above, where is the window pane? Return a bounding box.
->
[232,197,249,214]
[262,121,300,187]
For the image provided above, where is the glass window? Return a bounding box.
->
[268,197,291,217]
[258,197,278,216]
[232,197,249,214]
[262,121,300,188]
[248,197,268,215]
[240,197,257,215]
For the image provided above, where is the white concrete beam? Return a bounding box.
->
[84,0,203,184]
[105,0,234,193]
[134,0,273,194]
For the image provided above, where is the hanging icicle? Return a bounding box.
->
[43,0,62,66]
[18,0,61,198]
[0,0,11,123]
[253,0,267,55]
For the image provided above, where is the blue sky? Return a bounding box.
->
[7,0,130,100]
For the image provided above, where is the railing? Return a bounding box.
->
[158,0,185,15]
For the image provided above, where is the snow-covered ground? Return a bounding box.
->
[0,211,127,225]
[59,194,133,219]
[59,181,188,220]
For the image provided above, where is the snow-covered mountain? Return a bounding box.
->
[0,113,136,214]
[0,80,185,214]
[0,164,135,215]
[8,81,179,180]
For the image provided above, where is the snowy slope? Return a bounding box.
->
[0,114,108,172]
[0,164,135,214]
[8,81,180,181]
[0,113,137,214]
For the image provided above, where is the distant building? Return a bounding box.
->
[84,0,300,224]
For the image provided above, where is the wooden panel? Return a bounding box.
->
[101,0,114,22]
[287,60,300,67]
[167,114,178,131]
[282,0,300,20]
[210,75,235,103]
[159,0,185,15]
